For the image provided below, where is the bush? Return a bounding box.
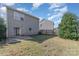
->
[0,17,6,41]
[59,12,79,40]
[38,31,42,35]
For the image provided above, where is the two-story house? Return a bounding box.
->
[6,6,39,37]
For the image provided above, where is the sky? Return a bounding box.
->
[0,3,79,28]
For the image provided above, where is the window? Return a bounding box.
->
[40,24,42,27]
[14,11,24,21]
[21,17,24,21]
[29,28,32,31]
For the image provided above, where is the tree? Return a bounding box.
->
[59,12,79,40]
[0,17,6,41]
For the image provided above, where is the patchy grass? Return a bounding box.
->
[0,41,45,56]
[30,35,53,43]
[0,35,79,56]
[42,37,79,56]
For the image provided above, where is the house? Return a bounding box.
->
[6,6,39,37]
[54,27,59,36]
[39,20,54,34]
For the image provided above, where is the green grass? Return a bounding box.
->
[30,35,53,43]
[0,35,79,56]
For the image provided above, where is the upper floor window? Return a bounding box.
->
[29,28,32,31]
[14,11,24,21]
[20,17,24,21]
[40,24,42,27]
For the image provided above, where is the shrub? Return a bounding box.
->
[59,12,79,40]
[38,31,42,35]
[0,17,6,41]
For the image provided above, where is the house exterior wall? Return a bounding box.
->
[6,7,39,37]
[6,8,14,37]
[39,20,54,34]
[40,30,54,34]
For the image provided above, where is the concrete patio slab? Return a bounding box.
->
[6,36,33,44]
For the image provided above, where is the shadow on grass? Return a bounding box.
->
[27,34,54,43]
[8,41,21,44]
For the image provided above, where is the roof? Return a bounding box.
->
[5,5,39,20]
[40,20,54,25]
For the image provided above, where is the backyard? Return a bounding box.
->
[0,35,79,56]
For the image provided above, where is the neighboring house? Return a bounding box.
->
[39,20,54,34]
[6,6,39,37]
[54,27,59,36]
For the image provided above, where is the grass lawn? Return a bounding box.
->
[0,35,79,56]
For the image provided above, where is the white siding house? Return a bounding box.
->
[39,20,54,34]
[6,6,39,37]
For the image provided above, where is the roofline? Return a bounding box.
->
[40,19,53,24]
[5,5,39,20]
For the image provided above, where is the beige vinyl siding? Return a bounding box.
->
[6,7,39,37]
